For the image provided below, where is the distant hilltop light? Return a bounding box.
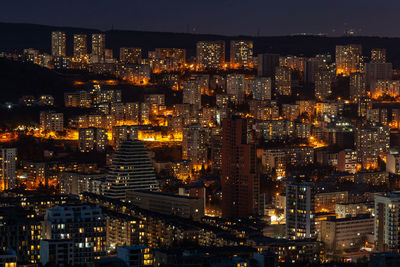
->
[290,32,326,37]
[344,29,356,36]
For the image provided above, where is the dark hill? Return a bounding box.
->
[2,22,400,66]
[0,58,72,103]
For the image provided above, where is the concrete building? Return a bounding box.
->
[320,214,374,252]
[183,79,202,109]
[40,111,64,132]
[275,66,291,96]
[230,40,253,69]
[0,147,17,191]
[116,246,153,267]
[335,44,362,76]
[91,34,106,63]
[222,117,259,218]
[196,41,225,69]
[337,149,358,174]
[126,190,204,221]
[51,31,66,57]
[375,192,400,252]
[105,140,159,200]
[286,182,316,240]
[252,77,271,101]
[73,34,87,60]
[120,47,142,64]
[314,68,333,100]
[257,53,280,77]
[79,127,108,152]
[41,205,106,265]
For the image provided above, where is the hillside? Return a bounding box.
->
[2,22,400,67]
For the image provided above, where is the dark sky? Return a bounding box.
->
[1,0,399,36]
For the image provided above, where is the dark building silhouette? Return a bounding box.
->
[221,116,259,218]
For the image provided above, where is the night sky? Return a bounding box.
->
[1,0,399,36]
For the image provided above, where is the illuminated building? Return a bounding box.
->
[41,205,106,265]
[315,191,348,213]
[0,148,17,191]
[140,102,151,123]
[37,95,55,106]
[116,246,153,267]
[230,40,253,68]
[73,34,87,61]
[279,55,305,72]
[211,127,222,170]
[335,202,372,219]
[355,124,390,169]
[171,161,191,181]
[105,140,159,200]
[91,33,106,63]
[250,101,279,121]
[320,214,374,252]
[257,53,280,77]
[111,102,125,121]
[151,48,186,71]
[183,79,202,109]
[226,74,246,102]
[286,182,316,240]
[365,62,393,89]
[371,80,400,99]
[221,116,259,218]
[51,31,66,57]
[40,111,64,132]
[281,104,300,121]
[295,122,312,139]
[60,172,106,195]
[296,100,315,116]
[196,41,225,69]
[0,207,41,264]
[0,249,17,267]
[53,56,70,69]
[65,91,91,108]
[314,68,333,100]
[275,66,291,96]
[79,127,108,152]
[374,192,400,252]
[23,48,39,63]
[256,120,295,140]
[315,101,343,118]
[252,77,271,101]
[144,94,165,106]
[124,102,140,122]
[349,72,366,101]
[387,151,400,175]
[337,149,357,174]
[126,190,204,221]
[335,44,362,76]
[357,97,372,117]
[355,170,388,186]
[105,211,144,249]
[144,94,165,113]
[371,48,386,63]
[182,124,208,166]
[366,108,388,124]
[112,125,139,149]
[105,49,113,61]
[120,47,142,64]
